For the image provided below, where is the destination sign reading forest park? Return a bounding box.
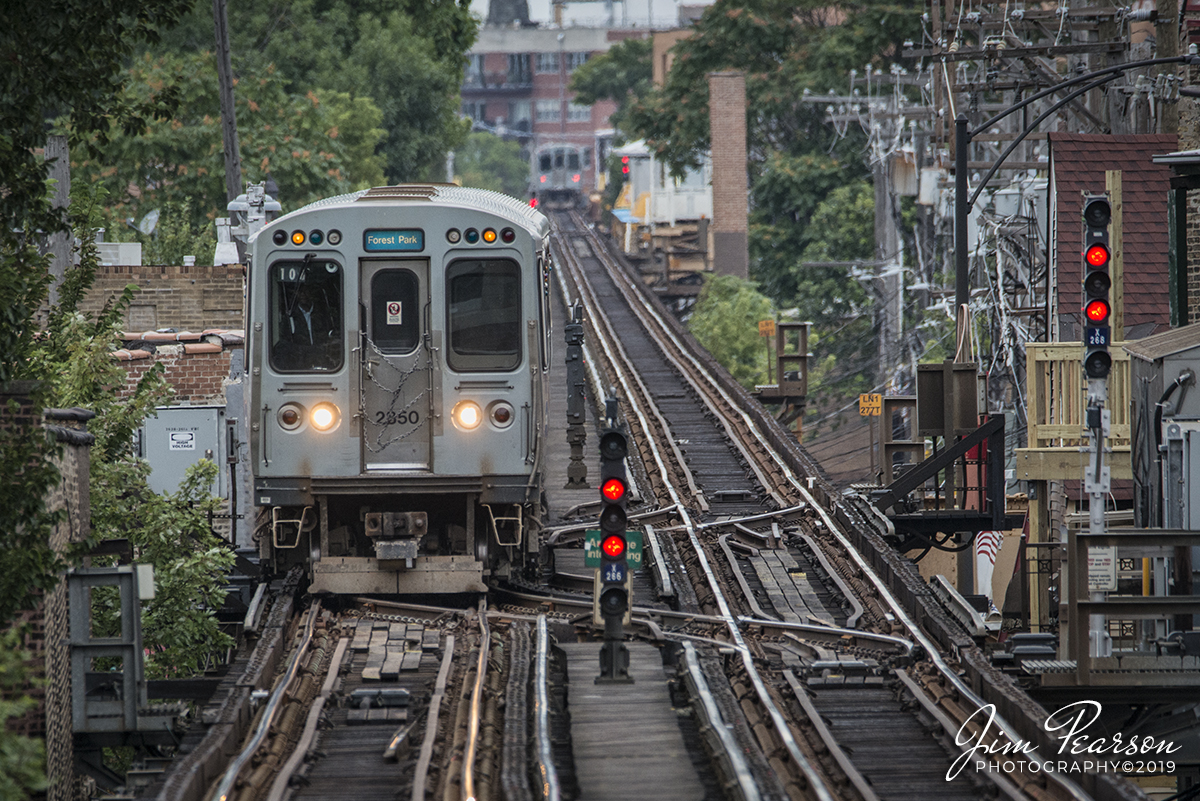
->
[364,229,424,252]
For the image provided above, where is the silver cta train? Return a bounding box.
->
[246,184,552,594]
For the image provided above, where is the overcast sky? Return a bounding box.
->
[470,0,705,30]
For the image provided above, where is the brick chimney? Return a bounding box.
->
[707,71,749,279]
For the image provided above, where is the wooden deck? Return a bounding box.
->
[560,642,705,800]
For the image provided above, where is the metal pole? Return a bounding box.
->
[954,115,969,316]
[213,0,242,205]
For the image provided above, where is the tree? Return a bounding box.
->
[71,51,386,228]
[454,132,531,198]
[153,0,477,184]
[0,0,194,237]
[569,36,653,136]
[686,275,776,389]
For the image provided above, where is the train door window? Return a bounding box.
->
[567,150,580,170]
[446,259,521,371]
[539,153,552,172]
[269,260,343,373]
[554,150,565,169]
[369,269,420,353]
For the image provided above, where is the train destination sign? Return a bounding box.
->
[364,229,424,252]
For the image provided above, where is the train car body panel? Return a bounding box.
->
[247,185,551,594]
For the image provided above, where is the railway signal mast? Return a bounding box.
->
[1082,194,1113,658]
[596,397,633,683]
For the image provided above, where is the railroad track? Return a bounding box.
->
[145,210,1144,801]
[545,209,1102,801]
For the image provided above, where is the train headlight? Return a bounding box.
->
[278,403,305,431]
[447,228,462,244]
[452,400,483,431]
[310,402,340,432]
[488,401,515,429]
[327,229,342,246]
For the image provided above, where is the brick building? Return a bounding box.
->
[77,264,244,334]
[461,25,642,196]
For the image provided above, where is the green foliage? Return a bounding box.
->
[569,37,653,135]
[71,51,381,228]
[155,0,477,185]
[0,628,48,800]
[90,460,235,678]
[454,133,531,198]
[102,201,219,268]
[686,275,776,389]
[0,0,194,237]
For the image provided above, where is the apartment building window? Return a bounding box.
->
[508,100,532,132]
[462,100,486,122]
[536,52,559,74]
[536,99,561,123]
[566,102,591,123]
[565,52,590,72]
[507,54,532,85]
[464,54,485,87]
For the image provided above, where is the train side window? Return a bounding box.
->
[446,259,521,371]
[369,269,420,353]
[540,154,552,172]
[269,260,344,373]
[567,151,580,170]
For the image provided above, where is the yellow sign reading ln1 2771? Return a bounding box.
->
[858,393,882,416]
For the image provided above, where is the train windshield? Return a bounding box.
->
[446,259,521,371]
[269,260,344,372]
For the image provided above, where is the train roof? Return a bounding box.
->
[266,184,549,239]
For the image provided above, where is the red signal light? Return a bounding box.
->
[1085,298,1110,323]
[1086,244,1110,267]
[621,156,629,163]
[601,477,626,502]
[602,535,625,558]
[530,198,538,208]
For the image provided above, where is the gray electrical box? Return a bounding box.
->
[139,405,230,498]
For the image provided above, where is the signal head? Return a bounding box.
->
[1085,243,1110,268]
[600,430,628,462]
[1083,197,1111,228]
[1084,349,1113,379]
[1084,270,1111,297]
[1085,298,1111,324]
[601,477,626,502]
[599,503,626,533]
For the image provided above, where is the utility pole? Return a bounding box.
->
[213,0,242,204]
[44,135,71,309]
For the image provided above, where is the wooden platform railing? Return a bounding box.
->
[1026,342,1131,452]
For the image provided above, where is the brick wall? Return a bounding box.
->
[1,387,94,801]
[707,71,749,279]
[115,344,237,405]
[79,264,244,333]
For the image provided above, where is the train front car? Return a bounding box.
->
[533,145,586,209]
[247,185,552,595]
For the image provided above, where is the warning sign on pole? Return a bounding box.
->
[758,319,775,337]
[858,394,882,416]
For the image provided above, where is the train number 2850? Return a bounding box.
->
[375,410,420,426]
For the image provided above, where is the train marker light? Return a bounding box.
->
[464,228,480,244]
[482,228,497,243]
[540,175,547,183]
[501,227,515,243]
[273,230,287,246]
[446,228,462,244]
[572,173,581,183]
[309,229,324,245]
[291,230,306,245]
[327,229,342,246]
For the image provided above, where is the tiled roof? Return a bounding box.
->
[1051,133,1177,335]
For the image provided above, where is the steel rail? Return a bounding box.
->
[532,615,561,800]
[549,226,709,511]
[681,643,762,801]
[553,217,838,801]
[463,598,490,801]
[571,218,1091,801]
[411,634,456,801]
[208,601,321,801]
